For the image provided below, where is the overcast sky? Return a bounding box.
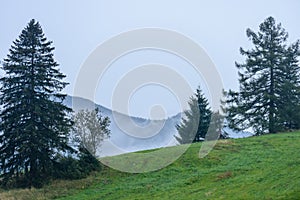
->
[1,0,300,118]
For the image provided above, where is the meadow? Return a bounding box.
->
[1,132,299,200]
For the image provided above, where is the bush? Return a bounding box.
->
[53,146,101,180]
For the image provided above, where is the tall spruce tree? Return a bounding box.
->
[194,87,212,141]
[0,19,73,188]
[175,86,212,144]
[225,16,300,135]
[277,42,300,130]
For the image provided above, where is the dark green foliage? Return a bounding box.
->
[77,145,101,173]
[175,86,212,144]
[0,19,73,188]
[53,156,83,180]
[53,146,101,180]
[276,43,300,130]
[195,87,212,141]
[174,96,200,144]
[225,16,300,135]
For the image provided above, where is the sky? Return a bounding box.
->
[1,0,300,119]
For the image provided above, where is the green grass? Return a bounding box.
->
[1,132,300,199]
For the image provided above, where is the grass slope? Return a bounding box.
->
[1,132,300,199]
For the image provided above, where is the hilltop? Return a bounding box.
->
[1,131,299,199]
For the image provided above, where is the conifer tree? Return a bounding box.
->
[194,87,212,142]
[175,86,212,144]
[277,42,300,130]
[0,19,73,188]
[225,17,300,134]
[175,96,200,144]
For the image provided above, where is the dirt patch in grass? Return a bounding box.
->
[216,171,233,181]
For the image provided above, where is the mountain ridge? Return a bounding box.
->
[64,95,253,157]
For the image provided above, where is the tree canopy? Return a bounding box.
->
[72,108,111,157]
[0,19,73,188]
[225,16,300,135]
[175,86,212,144]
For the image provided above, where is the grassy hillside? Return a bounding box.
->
[1,132,300,199]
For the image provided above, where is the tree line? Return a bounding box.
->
[176,16,300,143]
[1,16,299,188]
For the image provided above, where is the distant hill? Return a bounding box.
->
[64,95,253,157]
[64,95,181,157]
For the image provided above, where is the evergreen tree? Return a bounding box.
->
[175,86,212,144]
[0,19,73,188]
[194,87,212,141]
[277,43,300,130]
[225,16,300,135]
[175,96,200,144]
